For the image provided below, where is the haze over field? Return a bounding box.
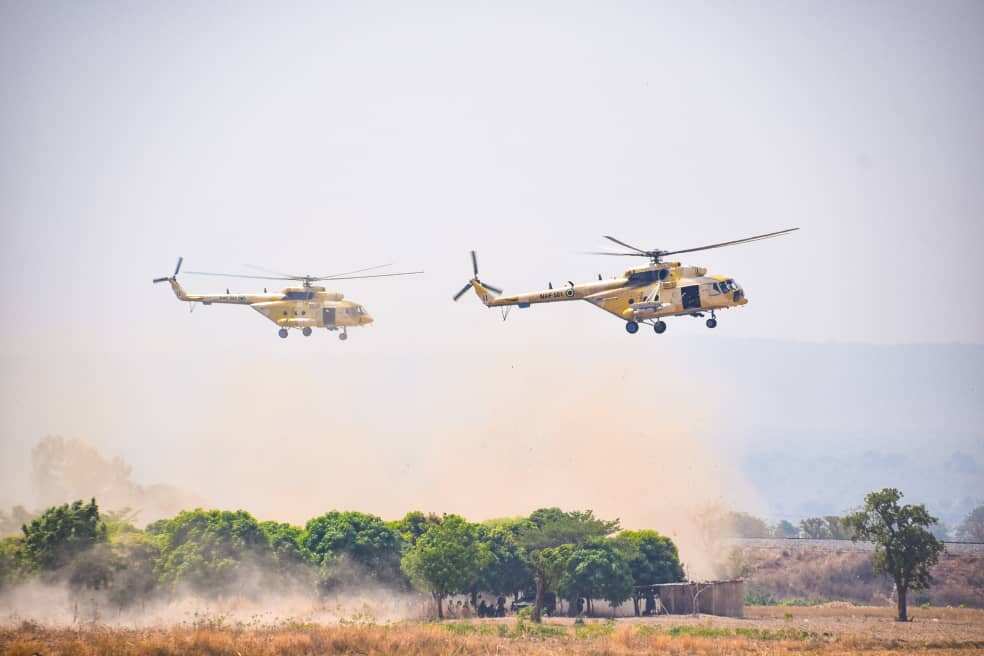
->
[1,0,983,579]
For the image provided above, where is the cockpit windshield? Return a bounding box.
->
[715,279,738,293]
[284,290,314,300]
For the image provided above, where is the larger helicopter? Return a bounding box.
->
[453,228,797,334]
[154,259,422,339]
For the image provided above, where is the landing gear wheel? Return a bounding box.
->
[339,331,348,341]
[302,327,312,336]
[706,318,717,329]
[278,328,288,339]
[625,321,639,334]
[654,321,667,334]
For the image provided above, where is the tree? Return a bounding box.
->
[843,488,944,622]
[771,520,799,538]
[260,521,315,585]
[559,539,633,617]
[147,509,273,596]
[824,516,854,540]
[799,517,832,539]
[22,499,107,573]
[517,508,620,622]
[727,512,770,538]
[304,511,403,590]
[0,506,37,538]
[473,525,531,605]
[0,537,29,590]
[388,511,442,546]
[612,530,685,615]
[956,506,984,542]
[401,515,485,619]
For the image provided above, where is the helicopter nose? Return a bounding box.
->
[363,314,374,324]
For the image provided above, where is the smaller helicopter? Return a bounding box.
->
[153,259,423,339]
[453,228,797,334]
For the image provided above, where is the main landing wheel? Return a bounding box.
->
[278,328,288,339]
[625,321,639,334]
[302,327,312,336]
[654,321,667,334]
[339,332,348,341]
[706,318,717,329]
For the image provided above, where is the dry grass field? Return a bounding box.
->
[2,606,983,655]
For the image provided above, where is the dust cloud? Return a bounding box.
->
[2,346,760,579]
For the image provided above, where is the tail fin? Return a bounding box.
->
[471,279,500,306]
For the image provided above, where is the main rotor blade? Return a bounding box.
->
[313,271,424,281]
[453,283,472,301]
[184,271,296,281]
[603,235,648,254]
[317,263,394,280]
[480,281,503,294]
[244,264,298,278]
[582,251,648,257]
[152,277,170,283]
[660,227,799,256]
[173,257,183,277]
[471,251,478,276]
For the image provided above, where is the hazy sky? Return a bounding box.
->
[1,2,982,537]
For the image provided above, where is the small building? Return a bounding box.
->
[635,579,744,618]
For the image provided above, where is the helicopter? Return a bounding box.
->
[153,258,423,339]
[453,228,798,334]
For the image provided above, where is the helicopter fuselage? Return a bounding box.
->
[166,279,373,331]
[471,262,747,323]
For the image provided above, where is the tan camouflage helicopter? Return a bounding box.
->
[453,228,798,334]
[153,259,422,339]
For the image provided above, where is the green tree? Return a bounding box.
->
[824,515,854,540]
[559,539,633,617]
[147,509,272,596]
[304,511,403,590]
[473,525,531,605]
[843,488,944,622]
[0,537,30,590]
[517,508,620,622]
[771,520,799,538]
[387,511,442,546]
[612,530,684,615]
[401,515,485,618]
[260,521,315,585]
[22,499,107,573]
[106,532,160,608]
[956,506,984,542]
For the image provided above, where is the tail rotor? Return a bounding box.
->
[153,257,183,284]
[453,250,503,301]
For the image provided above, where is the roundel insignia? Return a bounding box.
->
[565,288,575,297]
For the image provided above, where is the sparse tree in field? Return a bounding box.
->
[771,520,799,538]
[843,488,944,622]
[0,537,30,590]
[612,530,685,616]
[956,506,984,543]
[824,515,854,540]
[400,515,485,619]
[517,508,619,622]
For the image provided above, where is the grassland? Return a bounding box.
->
[2,606,983,655]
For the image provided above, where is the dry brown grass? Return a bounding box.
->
[3,607,984,656]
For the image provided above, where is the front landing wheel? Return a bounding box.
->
[278,328,288,339]
[339,332,348,341]
[625,321,639,334]
[654,321,667,334]
[706,318,717,329]
[302,327,313,336]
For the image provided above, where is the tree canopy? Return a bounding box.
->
[22,499,107,573]
[843,488,944,621]
[400,515,485,618]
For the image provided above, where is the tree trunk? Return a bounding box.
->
[532,574,544,623]
[632,596,640,617]
[434,592,444,620]
[470,588,478,610]
[897,585,908,622]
